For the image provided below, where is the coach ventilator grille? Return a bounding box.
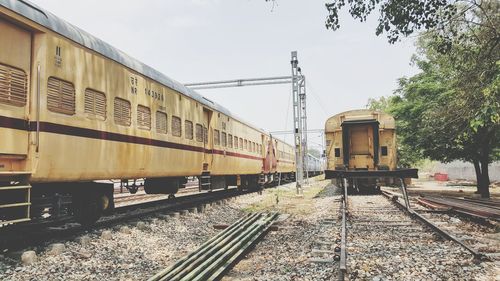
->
[0,63,27,107]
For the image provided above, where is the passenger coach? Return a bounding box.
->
[324,109,417,192]
[0,0,296,226]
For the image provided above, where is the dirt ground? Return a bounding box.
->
[404,178,500,200]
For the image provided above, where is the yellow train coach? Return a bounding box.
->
[0,0,295,226]
[324,109,417,192]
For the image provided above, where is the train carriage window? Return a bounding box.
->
[84,88,106,120]
[156,111,168,134]
[195,124,203,142]
[381,146,388,156]
[214,129,220,145]
[239,138,243,149]
[0,63,27,107]
[113,97,131,126]
[137,105,151,130]
[221,132,227,147]
[185,120,194,140]
[228,134,233,148]
[234,136,239,149]
[244,140,247,150]
[253,143,256,153]
[203,126,208,144]
[47,77,75,115]
[172,116,182,137]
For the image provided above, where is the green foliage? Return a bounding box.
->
[323,0,499,49]
[325,0,457,43]
[364,1,499,175]
[366,96,390,111]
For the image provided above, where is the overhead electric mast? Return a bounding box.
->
[184,51,308,192]
[290,51,307,193]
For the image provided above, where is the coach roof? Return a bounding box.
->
[0,0,266,133]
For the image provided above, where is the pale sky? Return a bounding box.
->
[29,0,419,151]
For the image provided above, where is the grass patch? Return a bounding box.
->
[242,181,329,215]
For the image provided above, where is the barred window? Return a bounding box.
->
[244,140,248,150]
[228,134,233,148]
[137,105,151,130]
[253,142,256,153]
[221,132,227,147]
[84,88,106,120]
[239,138,243,149]
[0,63,27,107]
[195,124,203,142]
[172,116,182,137]
[156,111,167,134]
[47,77,75,115]
[185,120,193,140]
[214,129,220,145]
[234,136,238,149]
[113,97,131,126]
[204,126,208,144]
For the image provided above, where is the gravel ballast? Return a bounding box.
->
[0,195,262,281]
[1,178,498,280]
[223,179,341,281]
[348,195,497,281]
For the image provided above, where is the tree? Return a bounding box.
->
[324,0,499,47]
[389,0,499,197]
[364,1,499,197]
[366,96,390,112]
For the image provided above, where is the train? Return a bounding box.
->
[324,109,417,192]
[0,0,321,227]
[306,154,323,177]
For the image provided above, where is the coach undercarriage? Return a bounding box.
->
[1,170,298,227]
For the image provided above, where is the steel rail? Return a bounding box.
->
[381,190,487,261]
[338,178,348,280]
[149,212,279,281]
[151,213,261,280]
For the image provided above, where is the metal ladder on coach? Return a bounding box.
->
[0,171,32,227]
[199,171,212,192]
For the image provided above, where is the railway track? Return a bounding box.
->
[337,187,496,280]
[0,187,260,253]
[345,194,470,280]
[383,189,500,262]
